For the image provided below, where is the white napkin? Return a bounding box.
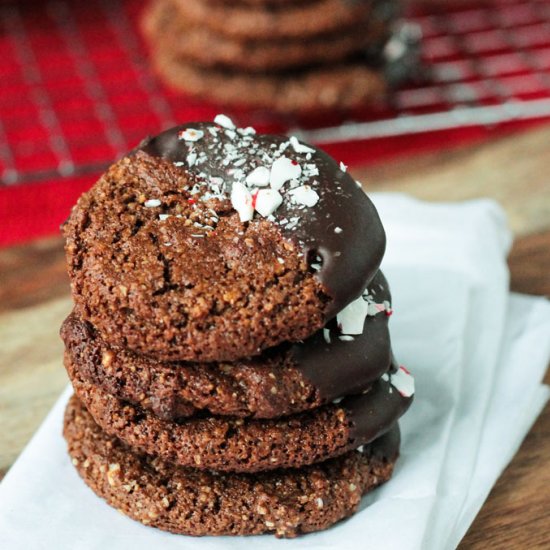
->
[1,195,549,550]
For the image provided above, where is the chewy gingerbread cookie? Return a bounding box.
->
[64,395,400,538]
[63,120,385,362]
[61,270,393,420]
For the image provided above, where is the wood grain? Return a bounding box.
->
[0,124,549,547]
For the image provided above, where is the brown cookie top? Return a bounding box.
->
[64,395,399,538]
[68,357,413,473]
[172,0,377,40]
[143,0,391,73]
[61,271,393,420]
[152,52,388,112]
[64,120,385,361]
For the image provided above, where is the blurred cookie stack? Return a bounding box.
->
[61,117,414,537]
[141,0,407,112]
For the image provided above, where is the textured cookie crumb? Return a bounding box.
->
[64,395,399,538]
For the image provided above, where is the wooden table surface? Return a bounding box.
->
[1,125,549,549]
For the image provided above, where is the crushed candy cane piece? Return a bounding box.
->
[334,226,343,234]
[144,199,161,208]
[270,156,301,190]
[336,293,392,335]
[178,128,204,142]
[287,185,319,207]
[239,126,256,136]
[391,366,415,397]
[289,136,315,154]
[245,166,270,187]
[340,161,348,172]
[158,214,171,221]
[230,182,254,222]
[254,189,283,218]
[214,114,236,130]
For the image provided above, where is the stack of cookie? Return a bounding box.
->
[141,0,405,112]
[61,115,414,538]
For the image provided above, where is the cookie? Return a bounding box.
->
[63,120,385,361]
[62,271,393,420]
[171,0,378,40]
[67,356,413,473]
[64,394,400,538]
[152,52,388,112]
[143,0,392,72]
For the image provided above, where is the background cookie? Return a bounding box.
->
[152,54,388,112]
[64,395,400,538]
[171,0,377,40]
[61,271,392,420]
[64,122,385,361]
[143,0,391,72]
[68,360,412,473]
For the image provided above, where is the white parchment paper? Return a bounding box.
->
[1,195,549,550]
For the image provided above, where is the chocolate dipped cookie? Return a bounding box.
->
[63,119,385,362]
[61,270,393,420]
[67,355,413,473]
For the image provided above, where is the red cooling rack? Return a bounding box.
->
[1,0,550,245]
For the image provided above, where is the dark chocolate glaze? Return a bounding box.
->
[364,423,401,462]
[344,376,412,447]
[138,121,386,319]
[291,270,392,402]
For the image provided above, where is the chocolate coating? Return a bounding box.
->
[293,270,392,400]
[139,121,386,318]
[345,375,412,446]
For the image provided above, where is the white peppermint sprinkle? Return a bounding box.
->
[186,152,197,167]
[173,161,185,167]
[332,397,344,404]
[391,367,415,397]
[289,136,315,154]
[334,226,343,234]
[225,129,237,140]
[144,199,161,208]
[336,297,370,335]
[239,126,256,136]
[303,163,319,177]
[323,328,331,344]
[245,166,270,187]
[277,257,285,264]
[214,114,236,129]
[316,498,324,509]
[254,189,283,218]
[287,185,319,207]
[270,156,301,190]
[230,182,254,222]
[339,335,355,342]
[340,161,348,172]
[158,214,171,221]
[178,128,204,142]
[381,373,390,382]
